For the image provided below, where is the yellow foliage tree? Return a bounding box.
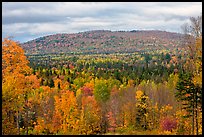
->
[77,96,101,134]
[135,90,149,130]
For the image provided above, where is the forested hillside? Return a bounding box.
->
[21,30,185,55]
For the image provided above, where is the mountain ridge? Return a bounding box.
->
[20,30,185,55]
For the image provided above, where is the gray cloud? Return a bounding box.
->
[2,2,202,43]
[3,15,69,24]
[163,14,188,22]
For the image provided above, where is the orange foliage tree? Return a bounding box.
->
[2,38,33,135]
[51,90,79,134]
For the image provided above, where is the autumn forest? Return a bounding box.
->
[2,16,202,135]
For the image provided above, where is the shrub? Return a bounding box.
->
[160,117,177,131]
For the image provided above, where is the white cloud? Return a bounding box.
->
[2,2,202,42]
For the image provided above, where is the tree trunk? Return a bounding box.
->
[25,92,28,135]
[143,92,147,130]
[17,111,20,135]
[100,103,107,134]
[192,91,195,135]
[195,88,198,135]
[26,108,28,135]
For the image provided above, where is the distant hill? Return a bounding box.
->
[20,30,184,55]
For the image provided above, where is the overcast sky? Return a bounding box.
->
[2,2,202,43]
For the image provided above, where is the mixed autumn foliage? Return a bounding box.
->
[2,16,202,135]
[21,30,184,55]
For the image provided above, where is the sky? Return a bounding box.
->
[2,2,202,43]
